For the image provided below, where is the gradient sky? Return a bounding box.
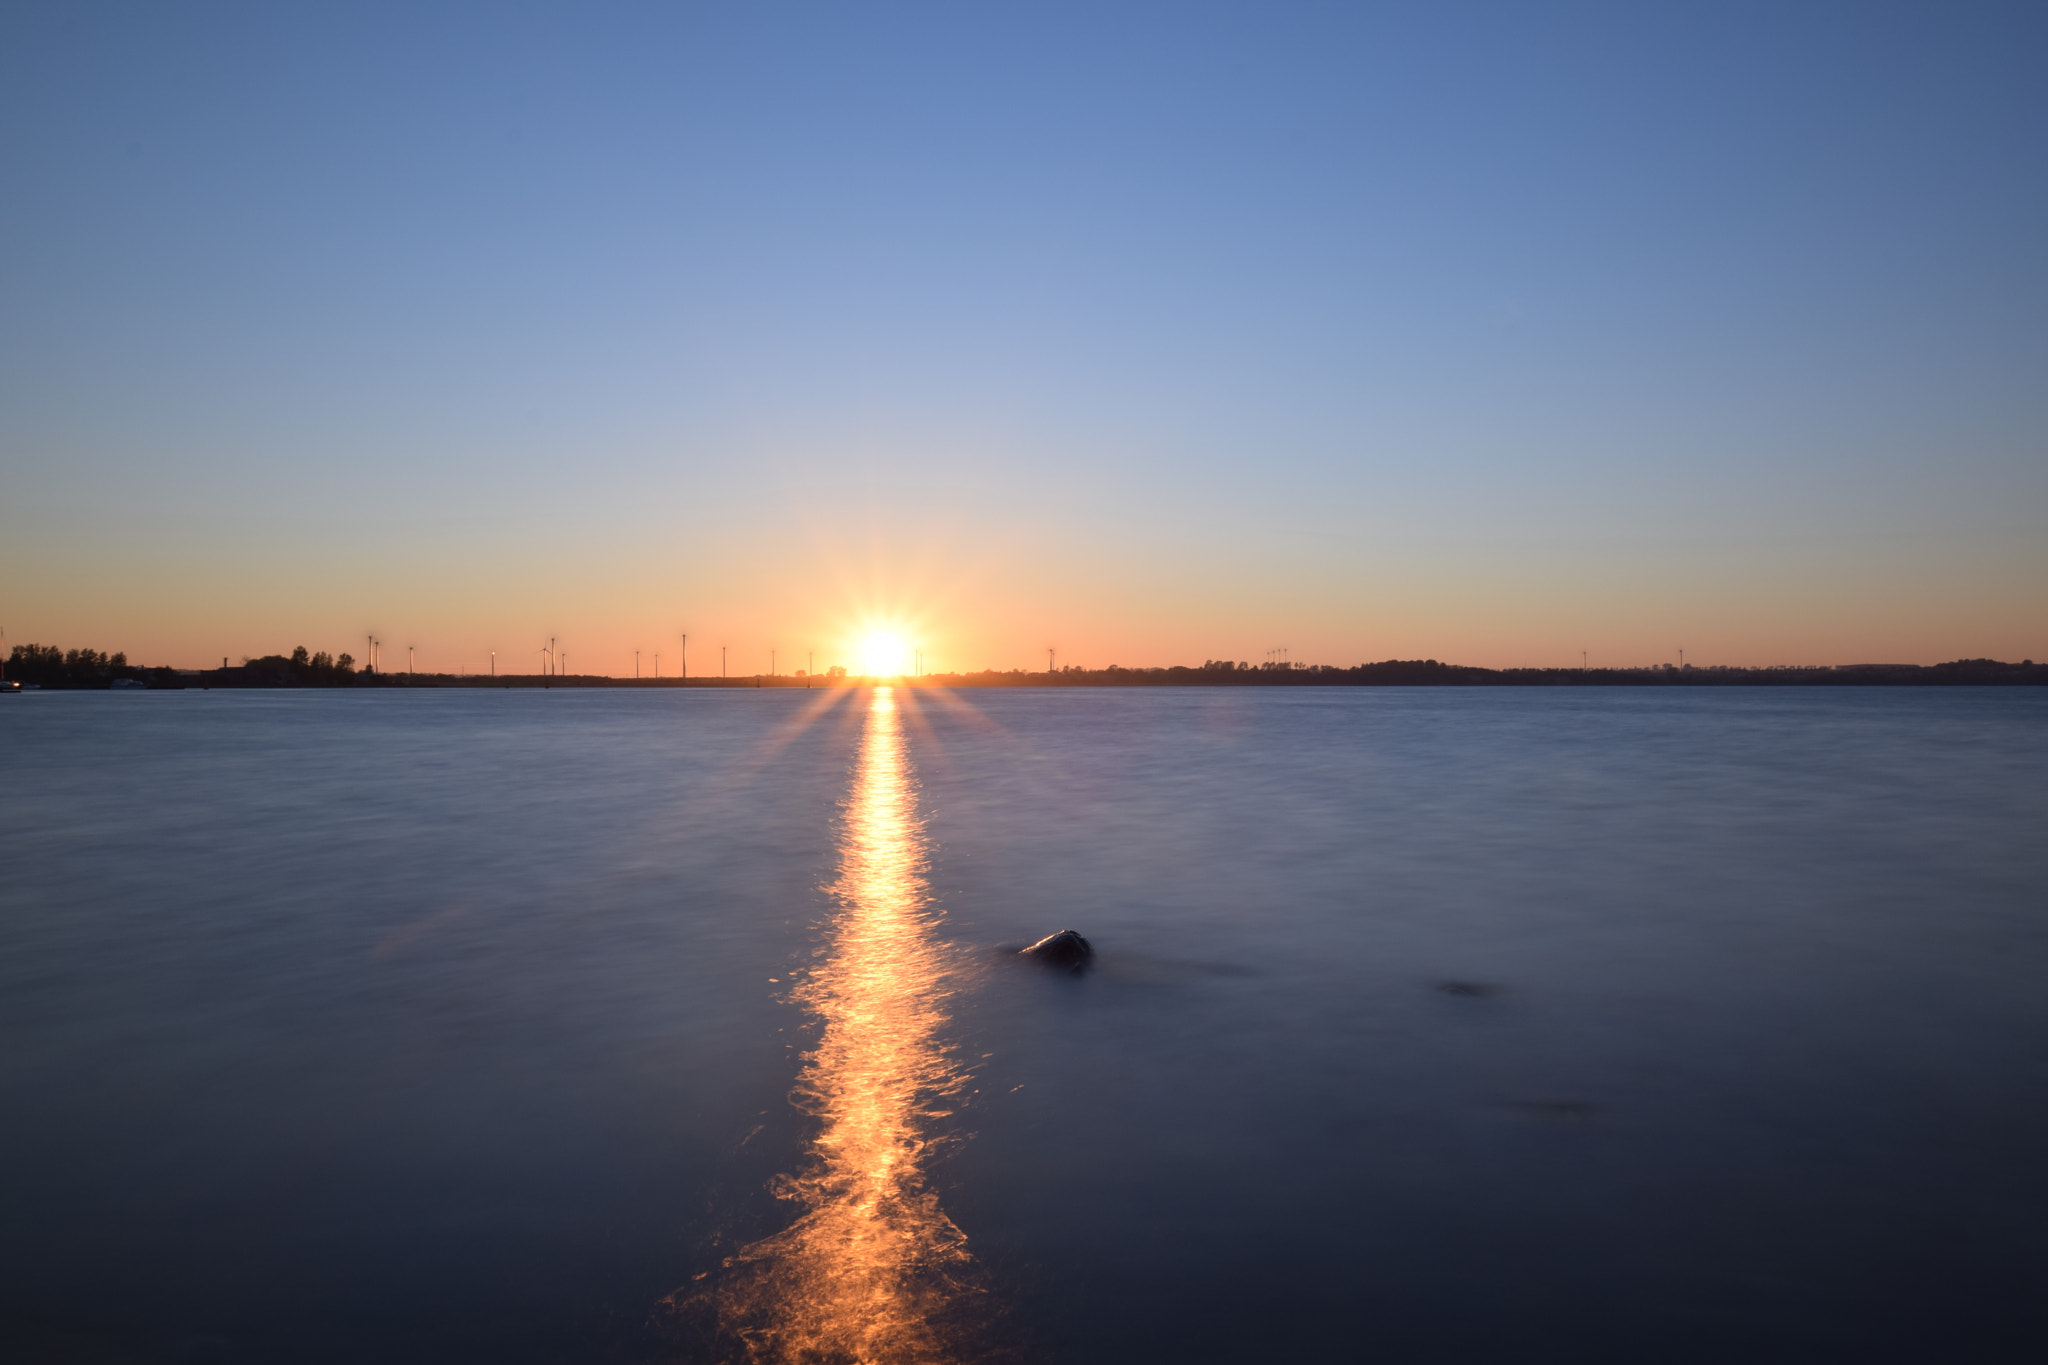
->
[3,2,2043,673]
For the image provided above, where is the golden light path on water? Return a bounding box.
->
[714,686,978,1364]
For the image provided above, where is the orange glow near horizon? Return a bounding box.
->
[693,687,977,1361]
[15,523,2042,675]
[15,502,2041,675]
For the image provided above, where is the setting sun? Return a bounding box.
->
[859,633,911,677]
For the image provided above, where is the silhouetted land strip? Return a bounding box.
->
[7,643,2044,689]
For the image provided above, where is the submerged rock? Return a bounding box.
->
[1019,929,1094,971]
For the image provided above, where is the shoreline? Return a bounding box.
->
[14,658,2042,690]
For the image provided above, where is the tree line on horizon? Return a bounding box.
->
[3,644,166,688]
[6,643,2042,689]
[4,643,361,688]
[949,658,2045,686]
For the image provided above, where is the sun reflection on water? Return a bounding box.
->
[700,686,978,1364]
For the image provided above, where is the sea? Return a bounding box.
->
[2,685,2044,1363]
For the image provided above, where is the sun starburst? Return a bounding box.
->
[859,632,910,677]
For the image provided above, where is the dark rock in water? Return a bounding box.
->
[1020,929,1093,971]
[1436,980,1502,997]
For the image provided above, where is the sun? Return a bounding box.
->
[859,632,911,677]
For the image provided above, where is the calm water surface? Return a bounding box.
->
[2,686,2045,1362]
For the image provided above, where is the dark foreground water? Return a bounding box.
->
[3,686,2045,1363]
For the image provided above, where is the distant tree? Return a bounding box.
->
[0,646,154,687]
[219,647,366,685]
[63,648,123,684]
[826,665,847,678]
[241,653,301,685]
[8,644,64,686]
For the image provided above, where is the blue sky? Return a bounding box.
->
[3,2,2043,671]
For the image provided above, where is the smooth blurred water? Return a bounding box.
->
[2,686,2044,1362]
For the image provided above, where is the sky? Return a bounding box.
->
[2,1,2044,673]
